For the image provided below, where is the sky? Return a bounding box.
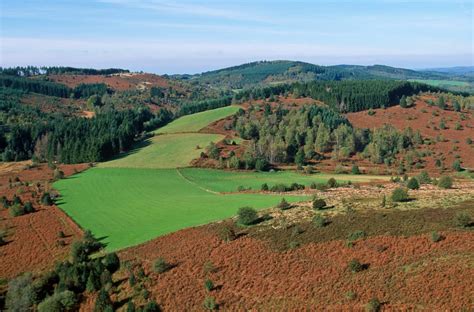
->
[0,0,473,74]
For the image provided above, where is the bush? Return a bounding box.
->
[38,290,77,312]
[348,259,365,273]
[327,178,338,188]
[312,198,327,210]
[53,169,65,180]
[437,176,453,189]
[5,273,35,312]
[452,159,462,172]
[153,257,170,273]
[23,201,34,214]
[41,192,53,205]
[94,289,113,312]
[204,278,214,291]
[391,188,409,202]
[417,171,431,184]
[277,198,291,210]
[260,183,269,191]
[237,207,258,225]
[9,204,25,217]
[310,182,328,191]
[455,212,472,228]
[347,230,366,242]
[365,298,381,312]
[351,165,361,174]
[217,224,236,242]
[430,231,443,242]
[102,252,120,274]
[203,296,217,310]
[143,301,160,312]
[313,215,328,228]
[406,177,419,190]
[270,183,289,192]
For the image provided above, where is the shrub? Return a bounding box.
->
[0,230,7,246]
[430,231,443,242]
[455,212,472,228]
[391,188,409,202]
[102,252,120,274]
[310,183,328,191]
[143,300,160,312]
[5,273,35,312]
[327,178,338,188]
[406,177,419,190]
[347,230,366,242]
[9,204,25,217]
[437,176,453,189]
[365,298,381,312]
[312,198,327,210]
[203,260,217,274]
[217,224,236,242]
[334,165,346,174]
[277,198,291,210]
[203,296,217,310]
[53,169,65,180]
[204,278,214,291]
[255,158,269,171]
[348,259,365,273]
[381,195,386,208]
[351,165,361,175]
[417,171,431,184]
[41,192,53,205]
[237,207,258,225]
[23,201,34,214]
[94,289,113,312]
[153,257,170,273]
[260,183,269,191]
[313,215,328,227]
[304,165,314,174]
[452,159,462,172]
[270,183,289,192]
[38,290,77,312]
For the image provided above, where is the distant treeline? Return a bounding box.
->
[234,80,441,112]
[0,75,110,98]
[0,66,129,76]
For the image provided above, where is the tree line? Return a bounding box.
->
[0,66,129,76]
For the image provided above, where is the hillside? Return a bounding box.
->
[172,60,473,92]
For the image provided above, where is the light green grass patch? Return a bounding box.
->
[409,79,469,87]
[100,133,224,169]
[180,168,389,193]
[156,105,240,134]
[54,168,308,250]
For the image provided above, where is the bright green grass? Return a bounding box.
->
[180,168,389,193]
[54,168,308,250]
[409,79,469,87]
[156,105,240,134]
[100,133,223,169]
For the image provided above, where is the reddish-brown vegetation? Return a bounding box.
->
[347,95,474,169]
[118,223,474,310]
[0,163,87,278]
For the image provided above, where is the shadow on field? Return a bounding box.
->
[104,138,153,162]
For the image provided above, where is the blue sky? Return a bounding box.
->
[1,0,472,73]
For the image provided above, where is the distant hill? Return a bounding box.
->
[172,60,473,92]
[421,66,474,75]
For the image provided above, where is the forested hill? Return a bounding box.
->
[172,60,473,91]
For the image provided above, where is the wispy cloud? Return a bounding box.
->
[98,0,272,23]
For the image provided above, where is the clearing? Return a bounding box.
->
[54,168,308,251]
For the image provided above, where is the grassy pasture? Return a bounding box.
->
[408,79,469,87]
[100,133,223,169]
[180,168,389,193]
[156,105,240,134]
[54,168,308,250]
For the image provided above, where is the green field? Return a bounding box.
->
[54,168,308,250]
[180,168,389,193]
[100,133,223,169]
[409,79,469,87]
[156,105,240,134]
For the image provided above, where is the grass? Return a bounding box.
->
[408,79,469,87]
[155,106,240,134]
[179,168,389,193]
[54,168,308,250]
[100,133,223,169]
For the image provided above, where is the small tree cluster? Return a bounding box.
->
[237,207,258,225]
